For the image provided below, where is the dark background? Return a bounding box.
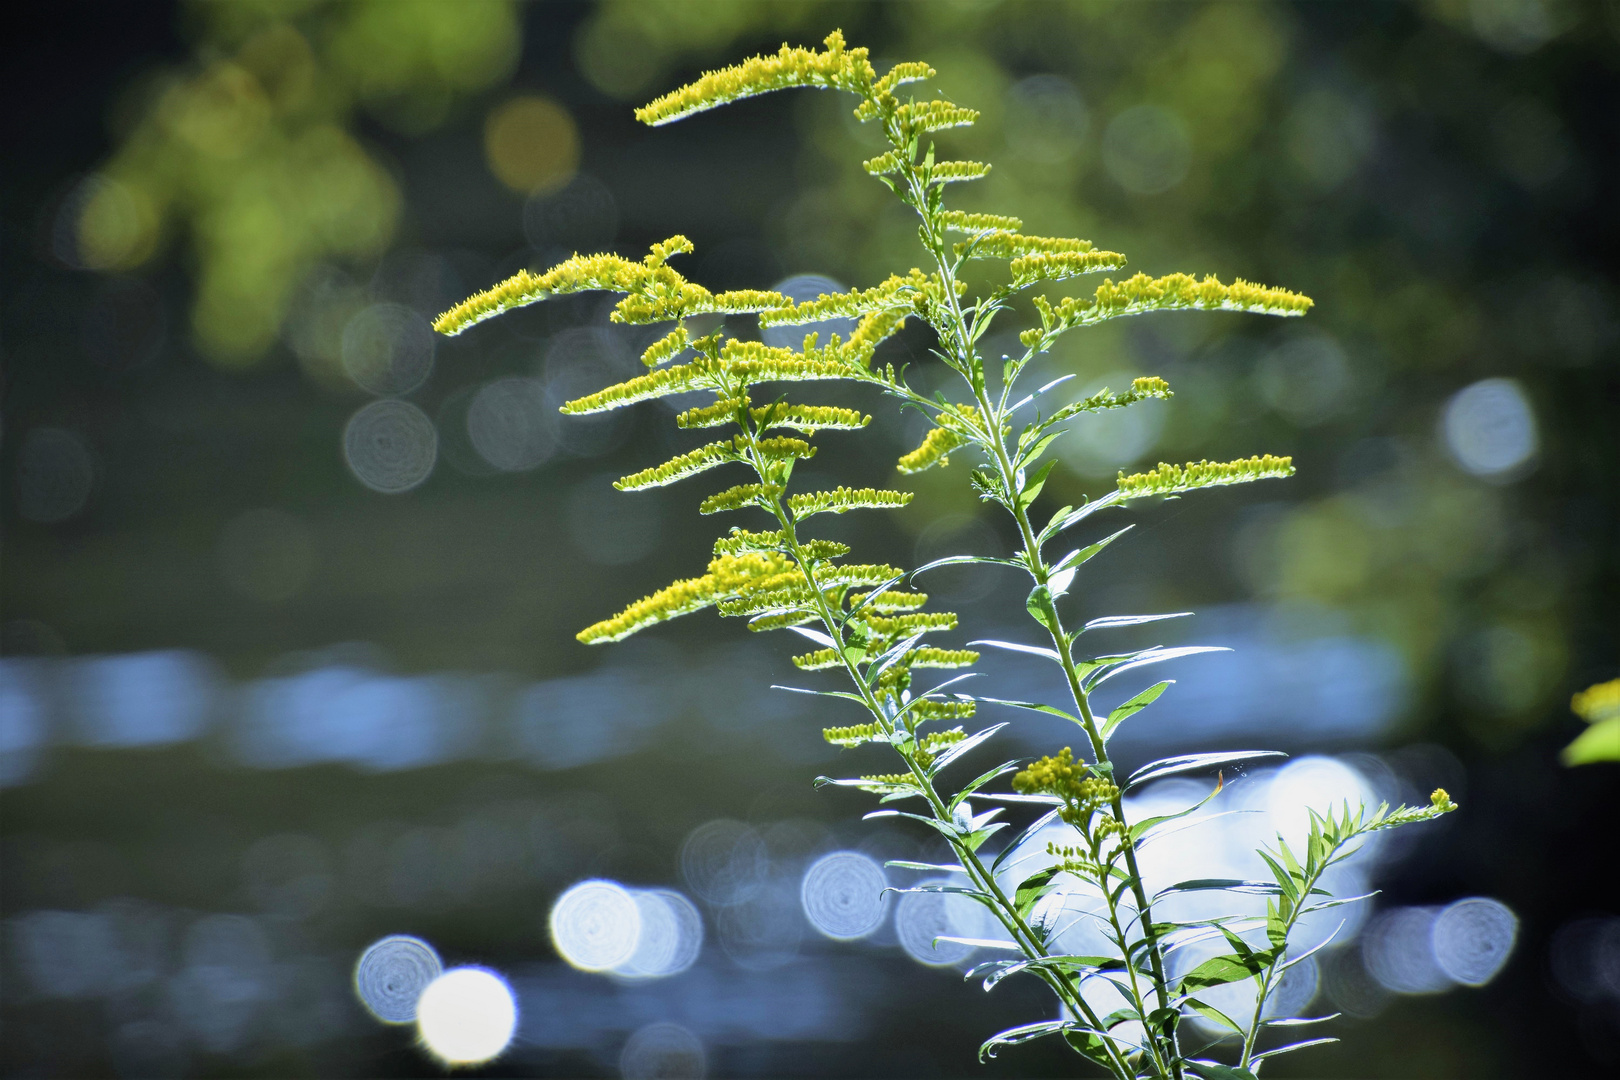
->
[3,1,1617,1076]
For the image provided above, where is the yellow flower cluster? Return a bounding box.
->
[897,425,967,474]
[849,590,929,612]
[958,231,1095,260]
[787,486,914,518]
[863,150,905,176]
[1010,249,1130,286]
[640,326,690,368]
[1115,455,1295,500]
[576,551,796,643]
[758,268,935,327]
[861,611,958,636]
[823,721,885,747]
[907,647,980,669]
[857,773,915,792]
[929,160,991,184]
[615,441,737,491]
[712,528,784,555]
[911,699,977,722]
[754,404,871,434]
[677,396,748,429]
[799,539,853,561]
[893,99,979,137]
[939,210,1024,233]
[1029,273,1315,340]
[1043,376,1174,424]
[920,728,967,753]
[700,482,783,515]
[816,564,905,590]
[792,648,844,671]
[1012,747,1119,805]
[1430,788,1457,812]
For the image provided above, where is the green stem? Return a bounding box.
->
[915,202,1185,1079]
[734,417,1133,1078]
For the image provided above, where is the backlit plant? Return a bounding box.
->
[435,32,1456,1079]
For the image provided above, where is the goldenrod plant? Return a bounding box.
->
[436,32,1456,1079]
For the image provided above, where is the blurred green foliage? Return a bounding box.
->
[78,0,520,365]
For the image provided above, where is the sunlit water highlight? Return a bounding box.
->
[550,879,641,972]
[415,966,517,1065]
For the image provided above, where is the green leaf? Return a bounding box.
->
[1178,948,1272,995]
[1017,431,1064,471]
[1082,611,1195,632]
[1101,679,1173,741]
[1125,750,1287,790]
[977,695,1080,724]
[1129,774,1225,843]
[1185,1061,1260,1080]
[1053,525,1134,574]
[1026,583,1058,632]
[1563,716,1620,765]
[1018,459,1058,508]
[1183,997,1244,1034]
[1251,1037,1340,1062]
[1014,866,1063,921]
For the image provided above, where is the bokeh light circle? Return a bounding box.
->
[895,877,987,967]
[680,820,768,906]
[415,966,517,1065]
[549,879,641,971]
[1441,377,1538,480]
[1432,897,1517,986]
[620,1021,706,1079]
[341,303,434,396]
[613,889,703,979]
[800,851,888,940]
[343,399,437,493]
[467,377,555,471]
[354,934,442,1024]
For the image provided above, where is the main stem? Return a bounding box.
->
[735,423,1134,1078]
[918,217,1186,1079]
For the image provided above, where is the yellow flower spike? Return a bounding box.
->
[576,550,796,644]
[929,160,992,185]
[1430,788,1457,812]
[919,728,967,752]
[712,528,785,556]
[614,441,739,491]
[906,647,980,669]
[957,231,1095,260]
[635,30,878,128]
[640,325,691,368]
[911,700,977,723]
[793,648,845,671]
[939,210,1023,233]
[787,487,914,518]
[677,396,750,429]
[752,404,870,434]
[860,611,958,636]
[1115,455,1295,500]
[848,590,929,612]
[1009,250,1131,286]
[699,483,783,515]
[897,425,967,474]
[823,721,885,748]
[863,150,905,176]
[893,100,979,137]
[758,268,934,328]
